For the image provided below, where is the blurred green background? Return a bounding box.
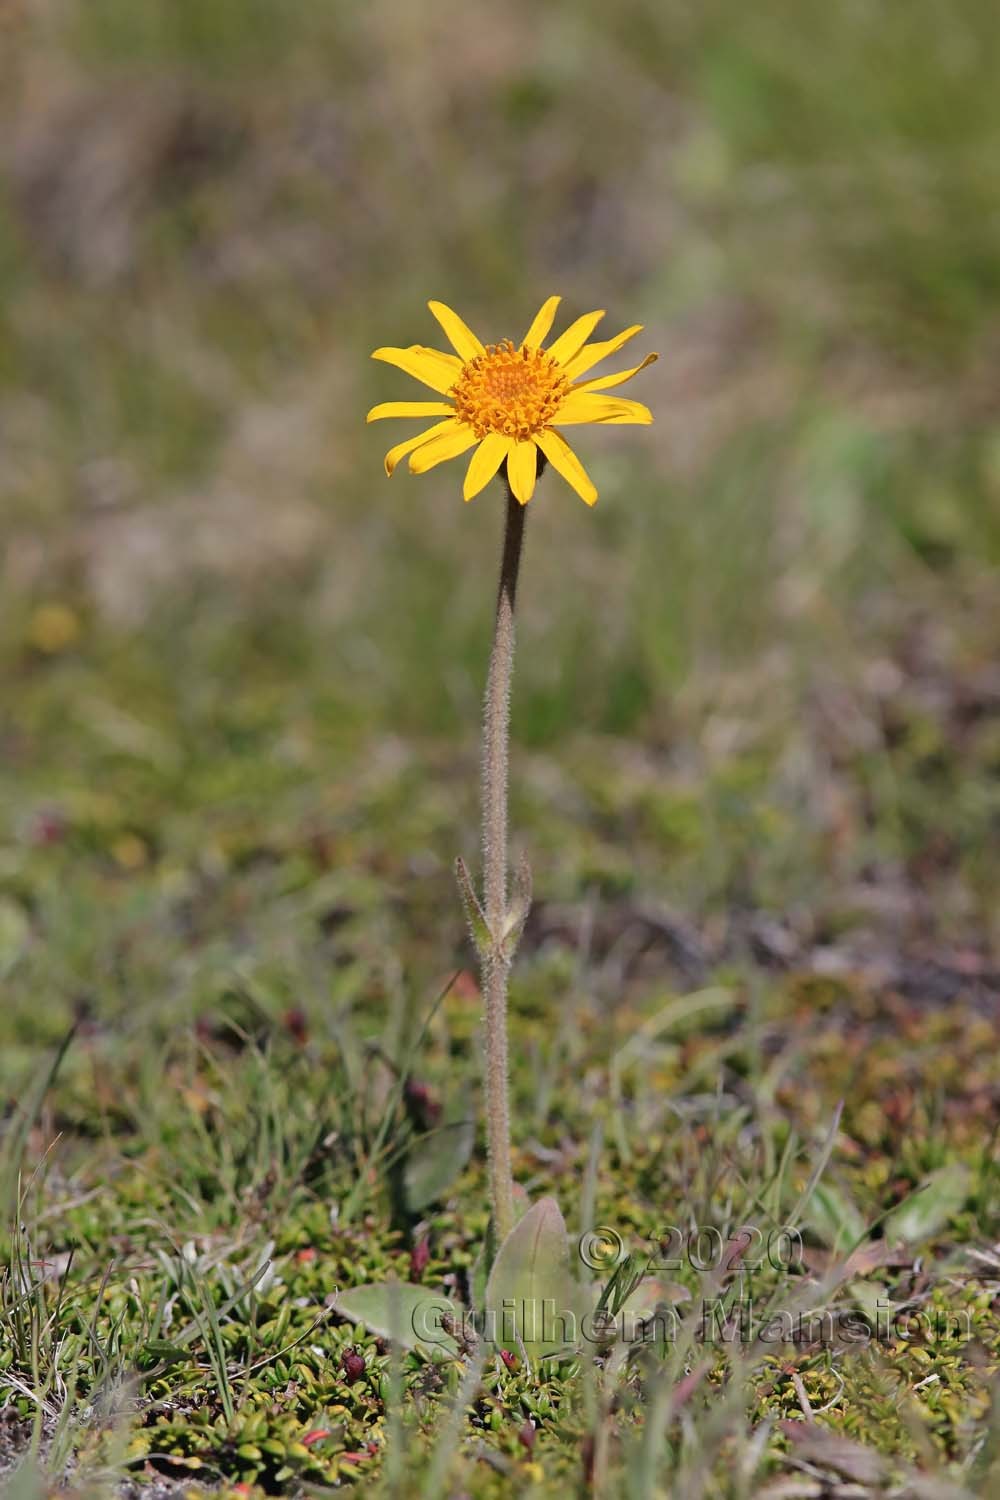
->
[1,0,998,1061]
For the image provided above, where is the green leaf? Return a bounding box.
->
[884,1165,971,1245]
[849,1279,886,1324]
[469,1185,530,1314]
[142,1340,191,1366]
[454,857,489,955]
[484,1197,582,1362]
[808,1181,868,1253]
[596,1251,648,1317]
[335,1281,461,1358]
[619,1277,690,1322]
[603,1276,691,1379]
[501,853,532,960]
[0,899,29,979]
[403,1117,475,1213]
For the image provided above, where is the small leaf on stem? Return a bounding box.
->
[501,853,533,960]
[454,856,490,955]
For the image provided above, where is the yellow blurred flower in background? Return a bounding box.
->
[28,603,81,654]
[368,297,657,506]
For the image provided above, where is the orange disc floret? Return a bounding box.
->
[451,340,570,443]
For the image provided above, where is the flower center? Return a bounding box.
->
[451,340,570,441]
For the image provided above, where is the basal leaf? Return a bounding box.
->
[403,1117,475,1213]
[484,1197,582,1362]
[884,1165,971,1245]
[335,1281,462,1359]
[808,1181,868,1253]
[470,1184,530,1313]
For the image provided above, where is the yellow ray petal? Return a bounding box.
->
[562,325,643,380]
[574,352,659,393]
[506,440,538,504]
[463,432,511,502]
[553,392,653,425]
[535,429,598,507]
[383,418,460,476]
[408,421,478,474]
[521,295,561,349]
[367,400,456,423]
[427,301,486,362]
[545,310,606,366]
[372,345,463,394]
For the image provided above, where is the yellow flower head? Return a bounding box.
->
[367,297,657,506]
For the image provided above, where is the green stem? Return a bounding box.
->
[480,477,525,1243]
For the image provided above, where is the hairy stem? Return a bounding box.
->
[481,477,525,1243]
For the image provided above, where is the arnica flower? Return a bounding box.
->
[367,297,657,506]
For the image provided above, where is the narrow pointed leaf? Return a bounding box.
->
[501,854,533,960]
[454,856,489,954]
